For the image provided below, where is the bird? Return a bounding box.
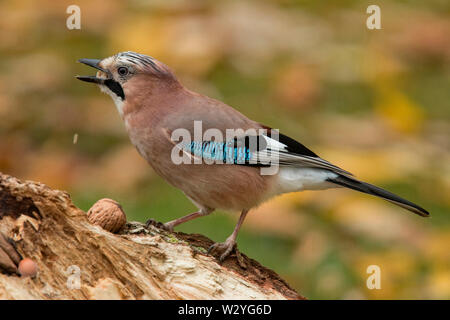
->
[77,51,429,261]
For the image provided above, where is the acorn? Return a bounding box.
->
[87,198,127,233]
[18,258,38,278]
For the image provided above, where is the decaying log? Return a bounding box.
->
[0,172,303,300]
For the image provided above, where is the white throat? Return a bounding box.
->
[99,84,125,117]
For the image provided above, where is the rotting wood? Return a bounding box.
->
[0,172,304,300]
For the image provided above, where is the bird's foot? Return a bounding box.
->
[208,238,237,262]
[161,222,175,232]
[145,219,174,232]
[145,218,160,229]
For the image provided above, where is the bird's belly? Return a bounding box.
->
[275,167,338,194]
[126,123,275,211]
[157,161,275,211]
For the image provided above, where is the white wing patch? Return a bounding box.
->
[250,135,353,176]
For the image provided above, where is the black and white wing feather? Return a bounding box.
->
[230,130,353,176]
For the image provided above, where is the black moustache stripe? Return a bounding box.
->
[105,79,125,100]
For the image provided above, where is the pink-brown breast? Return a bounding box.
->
[121,84,277,211]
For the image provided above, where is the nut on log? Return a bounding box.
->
[87,198,127,233]
[18,258,38,278]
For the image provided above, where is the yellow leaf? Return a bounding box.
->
[375,90,424,134]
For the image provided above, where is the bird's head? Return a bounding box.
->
[77,51,176,115]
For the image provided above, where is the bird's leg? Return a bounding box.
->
[208,209,249,262]
[163,211,204,232]
[146,208,213,232]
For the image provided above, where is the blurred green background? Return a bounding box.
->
[0,0,449,299]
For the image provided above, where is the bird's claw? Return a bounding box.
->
[145,218,159,229]
[161,222,174,232]
[145,219,174,232]
[208,239,237,262]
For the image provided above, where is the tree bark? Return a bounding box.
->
[0,172,304,300]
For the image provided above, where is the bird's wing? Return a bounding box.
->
[165,124,353,176]
[243,130,354,176]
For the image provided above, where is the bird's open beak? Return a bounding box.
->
[76,58,126,100]
[76,58,110,84]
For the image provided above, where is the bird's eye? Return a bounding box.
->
[117,66,129,76]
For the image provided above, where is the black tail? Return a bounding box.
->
[327,175,429,217]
